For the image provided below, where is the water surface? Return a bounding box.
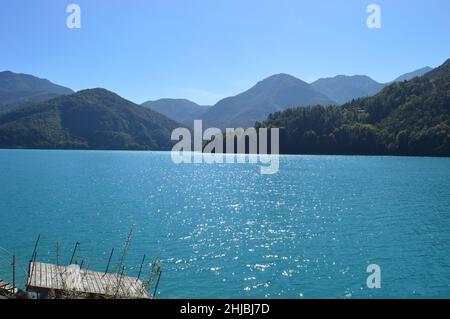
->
[0,150,449,298]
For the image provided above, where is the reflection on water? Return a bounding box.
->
[0,150,450,298]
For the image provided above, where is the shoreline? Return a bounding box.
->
[0,147,449,159]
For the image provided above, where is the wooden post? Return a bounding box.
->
[12,255,16,290]
[104,248,114,275]
[28,251,37,287]
[28,234,40,279]
[31,234,40,259]
[56,242,60,266]
[69,242,80,264]
[136,254,146,282]
[153,268,162,298]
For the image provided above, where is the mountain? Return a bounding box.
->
[392,66,433,82]
[200,73,336,129]
[257,59,450,156]
[0,88,180,150]
[142,98,209,125]
[310,75,385,105]
[0,71,74,111]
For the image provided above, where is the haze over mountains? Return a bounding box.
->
[141,98,210,125]
[391,66,433,82]
[0,63,444,152]
[0,88,179,150]
[0,71,73,111]
[258,60,450,156]
[310,75,385,105]
[142,66,435,129]
[199,73,335,129]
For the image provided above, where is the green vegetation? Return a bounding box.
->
[310,75,385,105]
[0,88,180,150]
[200,73,336,129]
[142,98,210,126]
[0,71,73,111]
[256,59,450,156]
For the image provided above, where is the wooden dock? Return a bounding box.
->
[0,278,17,296]
[27,262,151,299]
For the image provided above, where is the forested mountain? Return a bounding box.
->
[0,63,444,153]
[0,88,180,150]
[311,75,385,105]
[142,98,209,125]
[392,66,433,82]
[0,71,73,111]
[199,67,433,129]
[256,59,450,156]
[200,73,336,129]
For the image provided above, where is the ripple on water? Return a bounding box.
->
[1,151,450,298]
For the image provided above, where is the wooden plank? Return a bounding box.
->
[89,271,98,294]
[113,273,126,297]
[29,262,35,287]
[28,263,33,287]
[54,264,62,290]
[87,270,98,294]
[49,263,54,292]
[135,281,147,298]
[82,270,94,294]
[37,262,42,288]
[106,273,118,295]
[46,263,51,289]
[92,271,103,295]
[126,278,139,297]
[93,271,105,295]
[40,262,44,288]
[120,275,131,297]
[51,263,61,290]
[25,262,150,298]
[81,269,91,294]
[123,276,135,296]
[33,262,36,287]
[38,262,42,288]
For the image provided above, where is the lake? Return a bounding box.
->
[0,149,449,298]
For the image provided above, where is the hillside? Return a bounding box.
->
[257,59,450,156]
[0,88,180,150]
[142,98,209,125]
[392,66,433,82]
[0,71,74,111]
[311,75,385,105]
[200,73,336,129]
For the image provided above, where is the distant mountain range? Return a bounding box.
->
[0,88,179,150]
[199,73,335,129]
[310,75,385,105]
[0,71,73,111]
[141,98,210,125]
[391,66,433,82]
[257,60,450,156]
[141,66,434,129]
[0,63,444,152]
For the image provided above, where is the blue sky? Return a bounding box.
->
[1,0,449,105]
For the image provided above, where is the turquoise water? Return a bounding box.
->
[0,149,450,298]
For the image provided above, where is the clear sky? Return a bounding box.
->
[1,0,449,105]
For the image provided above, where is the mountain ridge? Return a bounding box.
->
[199,73,336,129]
[311,74,385,105]
[142,98,210,125]
[392,66,433,82]
[0,71,74,111]
[0,88,180,150]
[256,59,450,156]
